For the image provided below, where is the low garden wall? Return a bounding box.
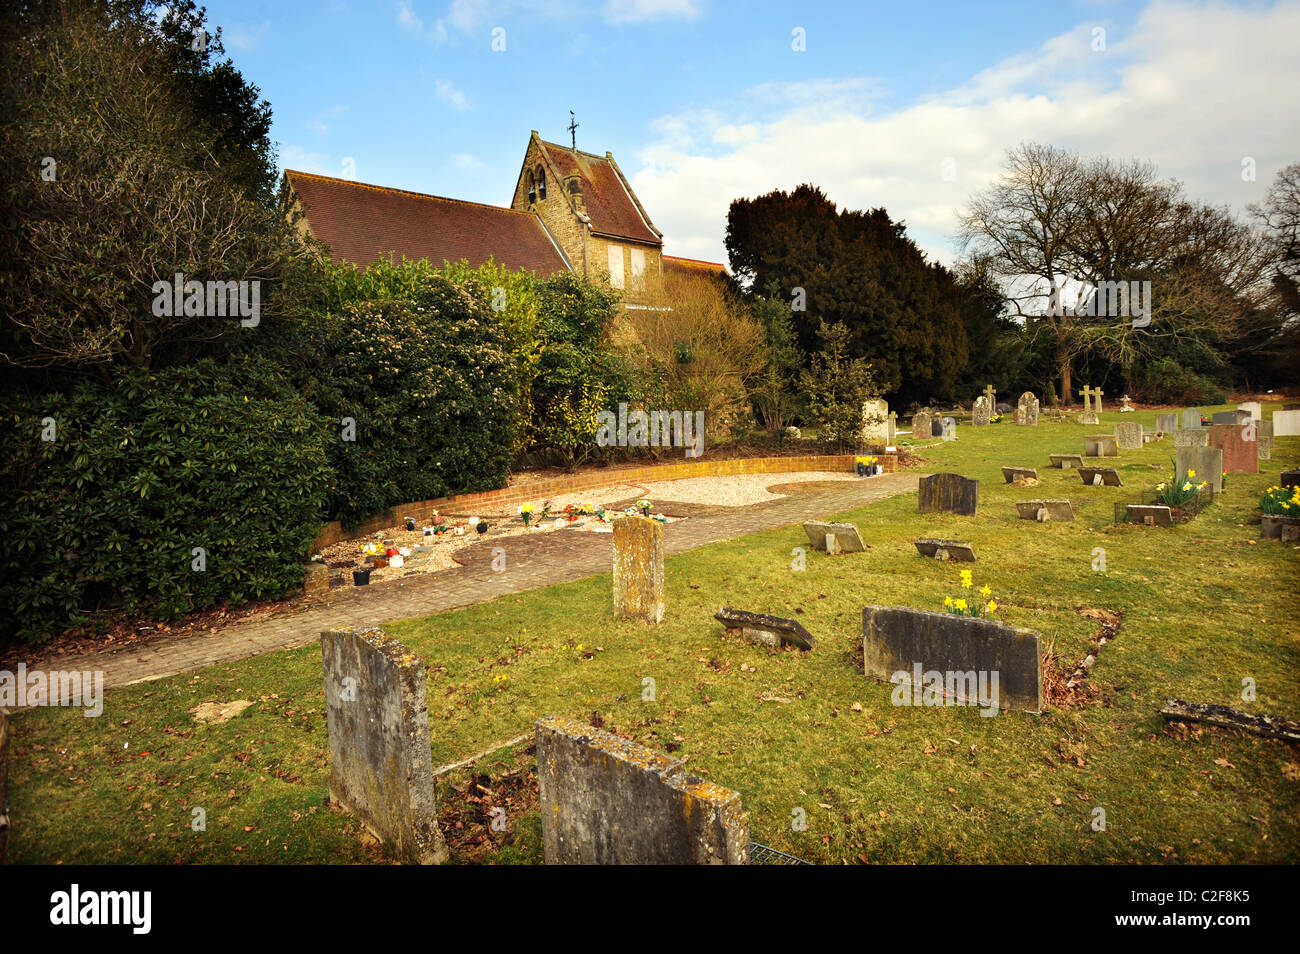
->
[311,453,898,550]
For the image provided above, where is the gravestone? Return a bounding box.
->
[913,538,976,562]
[1014,392,1040,426]
[931,417,944,437]
[1156,413,1177,433]
[1119,395,1134,413]
[862,606,1042,714]
[911,410,931,441]
[941,417,957,441]
[918,473,979,515]
[1209,424,1258,475]
[861,398,890,445]
[1015,499,1075,521]
[1237,401,1262,421]
[971,395,992,426]
[1176,446,1223,493]
[1212,410,1250,426]
[1113,421,1143,450]
[1273,409,1300,437]
[1078,384,1104,425]
[802,520,866,554]
[613,516,665,623]
[320,627,448,865]
[1280,469,1300,490]
[1084,435,1118,457]
[535,715,749,865]
[1174,428,1209,447]
[1078,467,1123,487]
[715,608,815,650]
[1257,420,1273,461]
[1050,453,1084,469]
[1001,466,1038,483]
[1179,408,1202,429]
[1127,504,1173,526]
[888,411,898,443]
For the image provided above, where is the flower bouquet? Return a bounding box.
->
[942,569,998,618]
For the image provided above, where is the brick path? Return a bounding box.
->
[50,474,920,693]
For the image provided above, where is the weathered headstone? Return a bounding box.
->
[1156,413,1178,433]
[862,606,1042,714]
[802,520,865,554]
[971,395,992,426]
[1078,467,1123,487]
[535,715,749,865]
[1257,420,1273,462]
[931,417,945,437]
[861,398,890,445]
[1084,435,1118,457]
[320,627,448,865]
[1127,504,1173,526]
[1237,401,1262,421]
[911,410,931,441]
[613,516,665,623]
[1273,409,1300,437]
[941,417,957,441]
[1179,407,1202,429]
[914,538,976,562]
[1113,421,1143,450]
[1176,446,1223,493]
[1015,499,1075,521]
[1212,410,1251,426]
[1209,424,1258,475]
[918,473,979,515]
[1049,453,1084,469]
[1015,392,1039,426]
[888,410,898,443]
[1174,428,1209,447]
[715,608,814,650]
[1001,466,1038,483]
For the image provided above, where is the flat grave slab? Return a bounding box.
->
[1126,504,1173,526]
[1078,466,1123,487]
[914,538,976,562]
[1015,499,1075,521]
[1084,435,1118,457]
[715,607,815,650]
[1049,454,1083,469]
[802,520,866,553]
[1001,466,1038,483]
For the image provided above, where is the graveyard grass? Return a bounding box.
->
[9,403,1299,864]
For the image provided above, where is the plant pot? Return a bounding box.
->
[1260,514,1300,539]
[352,568,372,586]
[855,463,866,476]
[476,522,488,534]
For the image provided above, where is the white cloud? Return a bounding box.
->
[604,0,701,24]
[224,19,271,51]
[435,79,470,111]
[453,152,484,170]
[396,0,424,33]
[278,144,334,176]
[631,0,1300,268]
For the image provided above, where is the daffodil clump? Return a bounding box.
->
[942,569,998,618]
[1260,484,1300,516]
[1154,467,1208,506]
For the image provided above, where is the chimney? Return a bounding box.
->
[565,172,585,216]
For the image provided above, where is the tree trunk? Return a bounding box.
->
[1058,343,1073,406]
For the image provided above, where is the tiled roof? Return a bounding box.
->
[285,170,571,275]
[663,255,730,277]
[537,140,661,245]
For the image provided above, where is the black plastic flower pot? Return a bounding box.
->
[352,568,372,586]
[476,522,489,534]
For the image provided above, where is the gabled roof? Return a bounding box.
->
[663,255,730,278]
[284,170,571,275]
[535,138,662,246]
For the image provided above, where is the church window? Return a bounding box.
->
[527,170,536,203]
[607,244,624,289]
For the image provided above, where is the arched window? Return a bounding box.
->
[527,170,536,203]
[536,166,547,199]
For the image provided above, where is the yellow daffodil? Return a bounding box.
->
[986,601,997,612]
[1187,469,1196,478]
[943,596,953,607]
[954,599,968,611]
[960,569,973,589]
[980,584,992,597]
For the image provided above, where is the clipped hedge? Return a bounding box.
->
[0,358,331,645]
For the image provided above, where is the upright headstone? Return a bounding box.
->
[971,395,992,426]
[911,410,932,441]
[1237,401,1262,421]
[1257,420,1273,461]
[887,411,898,443]
[862,606,1042,714]
[1209,424,1258,475]
[613,516,665,623]
[1174,428,1209,447]
[918,473,979,515]
[1113,421,1143,450]
[1179,407,1202,429]
[1273,409,1300,437]
[941,417,957,441]
[1015,391,1040,426]
[535,716,749,865]
[1077,385,1099,425]
[1212,410,1250,427]
[932,417,945,437]
[861,398,890,445]
[1176,446,1223,493]
[320,627,448,865]
[1156,413,1178,434]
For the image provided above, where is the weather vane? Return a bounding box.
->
[568,110,579,150]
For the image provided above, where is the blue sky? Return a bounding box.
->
[208,0,1300,265]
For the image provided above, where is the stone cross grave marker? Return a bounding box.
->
[1016,499,1075,521]
[1113,421,1143,450]
[1176,446,1223,493]
[1015,391,1039,426]
[1078,467,1123,487]
[320,627,448,865]
[1084,435,1119,457]
[918,473,979,515]
[862,605,1043,714]
[715,607,815,650]
[1209,424,1258,475]
[535,716,750,865]
[803,520,866,553]
[913,538,976,562]
[613,515,665,623]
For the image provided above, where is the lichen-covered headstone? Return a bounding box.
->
[1174,428,1209,447]
[971,395,992,426]
[1257,420,1273,461]
[536,716,749,864]
[1155,413,1178,433]
[1179,407,1202,429]
[918,473,979,515]
[1113,421,1143,450]
[911,410,931,441]
[861,398,890,445]
[1015,391,1039,426]
[613,516,665,623]
[320,627,448,865]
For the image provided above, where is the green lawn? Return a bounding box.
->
[9,402,1299,864]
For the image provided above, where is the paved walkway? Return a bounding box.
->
[51,474,921,692]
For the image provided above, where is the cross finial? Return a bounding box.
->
[568,110,579,150]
